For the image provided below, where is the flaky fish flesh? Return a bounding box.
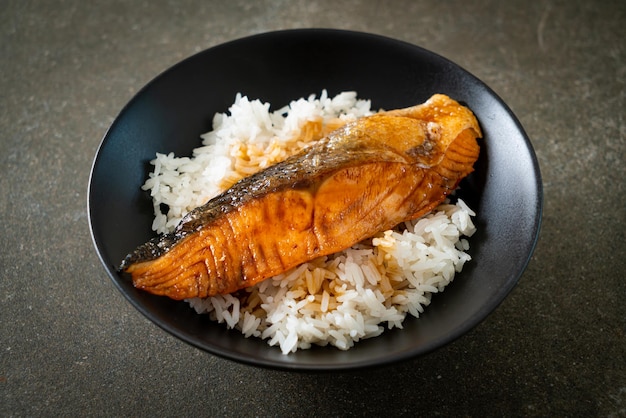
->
[120,94,482,300]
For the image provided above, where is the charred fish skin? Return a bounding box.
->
[120,94,481,300]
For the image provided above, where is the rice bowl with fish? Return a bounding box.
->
[132,91,478,354]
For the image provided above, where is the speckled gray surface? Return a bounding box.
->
[1,0,625,416]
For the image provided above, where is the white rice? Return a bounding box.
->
[142,91,476,354]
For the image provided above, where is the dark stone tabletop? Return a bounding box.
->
[2,1,624,416]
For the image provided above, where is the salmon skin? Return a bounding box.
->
[120,94,482,300]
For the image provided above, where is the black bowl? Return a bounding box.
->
[88,29,542,371]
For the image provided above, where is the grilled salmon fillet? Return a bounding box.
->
[120,94,482,300]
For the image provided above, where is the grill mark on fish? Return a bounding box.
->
[120,94,482,300]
